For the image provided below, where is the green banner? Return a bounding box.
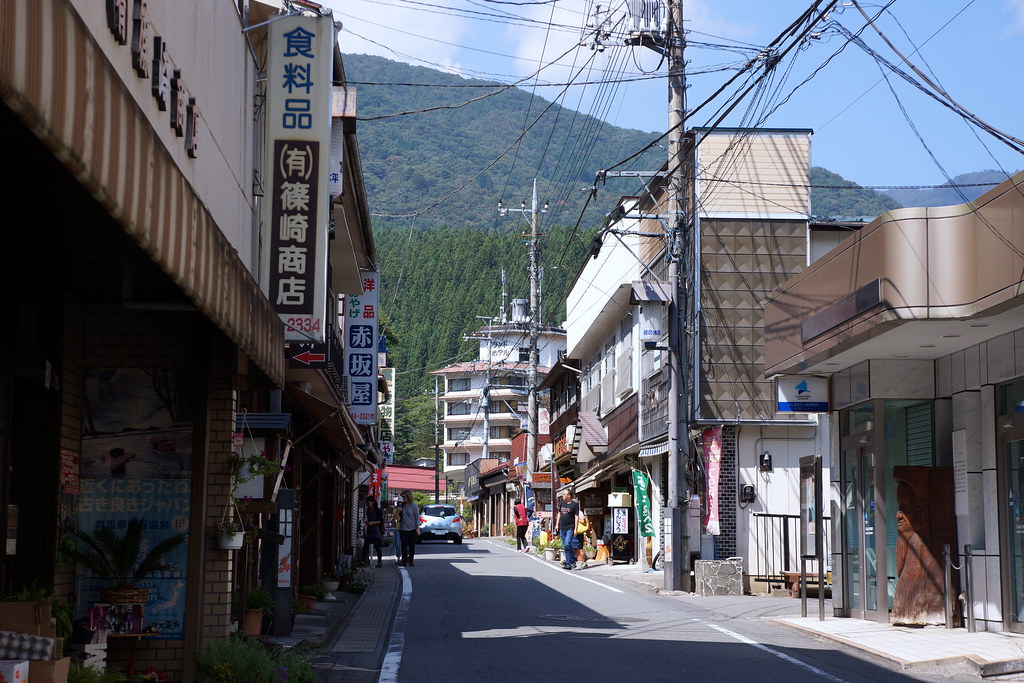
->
[632,469,655,537]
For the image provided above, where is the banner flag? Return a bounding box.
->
[703,426,723,535]
[632,469,656,537]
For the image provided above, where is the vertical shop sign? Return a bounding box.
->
[379,367,395,464]
[262,13,333,342]
[702,426,722,536]
[344,272,380,424]
[631,469,655,537]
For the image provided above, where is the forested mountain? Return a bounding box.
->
[810,166,900,218]
[885,170,1016,208]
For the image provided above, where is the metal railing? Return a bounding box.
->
[751,512,831,583]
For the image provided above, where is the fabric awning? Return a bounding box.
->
[1,0,286,385]
[639,440,670,459]
[284,385,369,469]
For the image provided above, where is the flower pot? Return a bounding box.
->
[585,550,597,559]
[297,594,315,611]
[242,608,263,636]
[544,549,557,562]
[322,580,340,593]
[218,532,245,550]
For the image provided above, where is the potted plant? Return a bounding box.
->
[215,517,245,550]
[241,586,273,636]
[583,543,597,559]
[297,583,325,611]
[338,564,360,592]
[322,571,340,593]
[62,518,187,604]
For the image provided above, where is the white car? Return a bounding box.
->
[417,504,464,543]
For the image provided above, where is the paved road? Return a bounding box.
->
[387,539,983,682]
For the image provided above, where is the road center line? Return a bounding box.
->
[707,623,848,682]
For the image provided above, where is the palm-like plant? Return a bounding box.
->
[63,518,187,588]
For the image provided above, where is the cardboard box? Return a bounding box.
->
[0,660,29,682]
[29,656,70,683]
[0,602,56,637]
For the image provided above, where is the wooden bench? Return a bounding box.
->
[782,571,832,598]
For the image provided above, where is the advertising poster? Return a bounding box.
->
[702,426,722,536]
[77,368,193,639]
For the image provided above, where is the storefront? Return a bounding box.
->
[765,171,1024,631]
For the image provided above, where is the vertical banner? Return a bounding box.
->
[368,468,383,501]
[262,13,333,342]
[631,469,655,537]
[379,368,395,464]
[344,272,380,424]
[702,426,722,536]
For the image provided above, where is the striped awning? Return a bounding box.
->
[0,0,286,385]
[639,440,670,458]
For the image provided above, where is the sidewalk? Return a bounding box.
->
[580,557,1024,677]
[265,541,1024,680]
[262,560,403,683]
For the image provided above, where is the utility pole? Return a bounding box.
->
[597,0,691,591]
[434,376,441,503]
[473,316,494,462]
[498,179,547,485]
[664,0,691,593]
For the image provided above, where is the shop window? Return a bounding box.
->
[841,401,874,436]
[1000,378,1024,415]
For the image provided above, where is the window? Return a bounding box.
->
[448,428,471,441]
[490,426,515,439]
[447,403,472,416]
[448,378,470,392]
[519,347,529,362]
[447,452,469,466]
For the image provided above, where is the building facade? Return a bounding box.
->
[0,1,380,678]
[766,171,1024,630]
[548,129,831,581]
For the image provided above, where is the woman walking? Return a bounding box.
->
[397,491,419,567]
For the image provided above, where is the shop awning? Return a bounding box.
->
[284,385,370,469]
[639,440,670,459]
[1,0,286,386]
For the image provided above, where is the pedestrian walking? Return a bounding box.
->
[513,498,530,552]
[361,496,384,567]
[390,499,404,560]
[556,489,583,570]
[397,490,419,567]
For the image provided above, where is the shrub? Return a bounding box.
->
[197,635,316,683]
[502,521,515,537]
[299,583,326,601]
[68,663,127,683]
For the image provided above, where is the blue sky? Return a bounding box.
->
[332,0,1024,189]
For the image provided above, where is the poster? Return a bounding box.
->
[702,426,722,535]
[77,368,193,639]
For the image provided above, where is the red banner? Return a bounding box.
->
[368,468,384,501]
[702,426,722,536]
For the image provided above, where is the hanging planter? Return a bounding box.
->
[218,532,245,551]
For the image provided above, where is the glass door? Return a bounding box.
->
[842,447,881,620]
[1001,433,1024,632]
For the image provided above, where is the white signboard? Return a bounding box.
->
[776,375,830,413]
[344,272,380,425]
[262,13,333,343]
[379,367,395,464]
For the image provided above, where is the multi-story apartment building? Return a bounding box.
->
[433,301,565,484]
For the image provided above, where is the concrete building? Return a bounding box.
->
[548,128,832,580]
[432,301,565,484]
[765,171,1024,630]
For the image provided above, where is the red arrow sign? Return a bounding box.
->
[293,350,326,365]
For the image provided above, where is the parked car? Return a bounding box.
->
[417,504,463,543]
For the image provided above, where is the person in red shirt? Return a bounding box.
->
[513,498,530,552]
